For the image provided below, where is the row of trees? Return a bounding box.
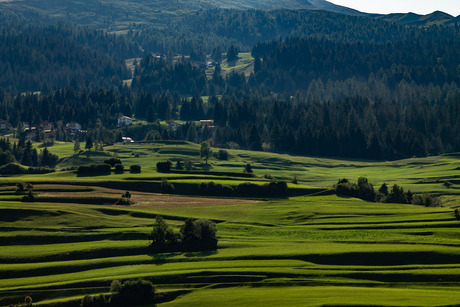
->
[335,177,441,206]
[0,138,58,167]
[149,216,217,246]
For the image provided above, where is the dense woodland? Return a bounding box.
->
[0,9,459,160]
[0,15,139,93]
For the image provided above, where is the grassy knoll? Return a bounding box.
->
[1,142,460,305]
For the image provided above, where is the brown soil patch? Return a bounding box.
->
[34,184,260,207]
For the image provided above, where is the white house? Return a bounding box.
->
[118,115,133,127]
[65,122,82,133]
[122,137,134,143]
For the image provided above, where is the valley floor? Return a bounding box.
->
[1,144,460,306]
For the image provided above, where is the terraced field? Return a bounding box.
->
[1,141,460,306]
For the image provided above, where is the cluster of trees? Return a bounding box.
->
[0,138,58,168]
[149,215,217,246]
[335,177,441,206]
[80,278,156,306]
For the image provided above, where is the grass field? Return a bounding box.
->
[1,141,460,306]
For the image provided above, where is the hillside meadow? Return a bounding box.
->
[1,140,460,306]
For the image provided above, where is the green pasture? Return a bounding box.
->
[1,141,460,305]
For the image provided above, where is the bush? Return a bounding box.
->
[217,149,229,160]
[198,181,234,196]
[110,279,155,306]
[129,165,141,173]
[244,163,253,173]
[181,218,217,241]
[412,194,441,207]
[77,164,111,175]
[115,197,133,206]
[80,294,106,307]
[0,163,26,175]
[149,215,177,245]
[161,178,175,193]
[27,166,55,174]
[156,161,172,172]
[175,160,184,170]
[15,182,25,194]
[104,157,121,167]
[22,190,35,202]
[114,163,124,174]
[236,181,287,197]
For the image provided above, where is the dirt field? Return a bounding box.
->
[35,184,260,207]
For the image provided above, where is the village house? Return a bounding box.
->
[19,122,31,132]
[0,119,13,131]
[118,115,133,127]
[122,137,134,143]
[200,120,213,128]
[65,122,82,134]
[38,121,54,132]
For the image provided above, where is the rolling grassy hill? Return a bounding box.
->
[1,141,460,305]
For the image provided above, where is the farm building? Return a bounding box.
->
[118,115,133,127]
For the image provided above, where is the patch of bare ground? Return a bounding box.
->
[34,184,260,207]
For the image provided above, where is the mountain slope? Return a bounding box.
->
[0,0,362,31]
[377,11,456,26]
[308,0,366,16]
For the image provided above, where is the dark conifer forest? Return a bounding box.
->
[0,7,459,160]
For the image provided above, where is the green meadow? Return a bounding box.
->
[1,141,460,306]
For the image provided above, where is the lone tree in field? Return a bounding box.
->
[200,142,212,165]
[73,139,80,153]
[85,136,93,151]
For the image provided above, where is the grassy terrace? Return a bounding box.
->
[1,141,460,306]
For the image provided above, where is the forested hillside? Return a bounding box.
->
[0,14,139,93]
[0,2,459,160]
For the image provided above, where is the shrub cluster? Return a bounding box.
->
[335,177,441,206]
[156,161,172,172]
[335,177,376,202]
[198,181,234,196]
[216,149,229,160]
[110,279,155,306]
[150,215,217,246]
[129,165,141,173]
[181,218,217,241]
[0,163,55,175]
[114,163,124,174]
[236,181,288,197]
[103,157,122,167]
[77,164,111,175]
[161,178,175,193]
